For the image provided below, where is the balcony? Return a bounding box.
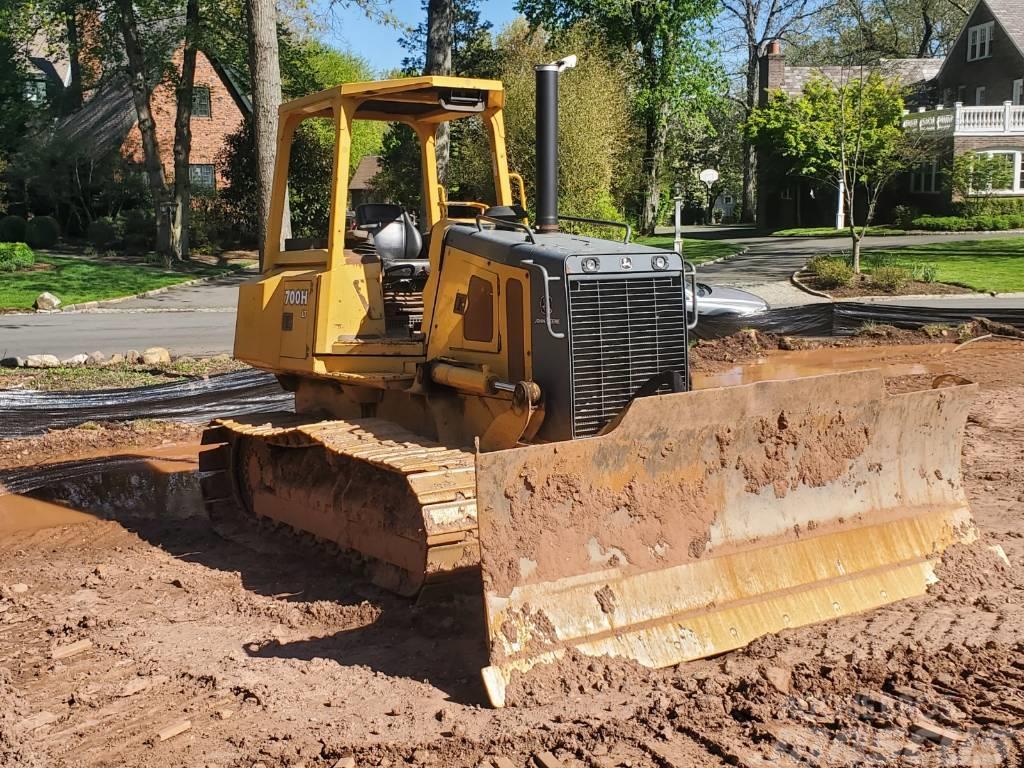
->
[902,102,1024,135]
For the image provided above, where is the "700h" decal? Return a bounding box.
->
[284,288,309,306]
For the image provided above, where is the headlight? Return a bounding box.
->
[581,257,600,273]
[652,254,669,271]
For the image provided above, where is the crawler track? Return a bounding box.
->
[198,412,479,596]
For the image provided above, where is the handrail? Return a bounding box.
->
[474,215,537,244]
[509,171,528,210]
[520,259,565,339]
[557,215,632,243]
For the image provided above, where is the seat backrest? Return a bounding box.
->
[372,212,423,266]
[356,204,403,229]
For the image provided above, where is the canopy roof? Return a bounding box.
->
[280,76,505,125]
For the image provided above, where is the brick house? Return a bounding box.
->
[49,47,250,191]
[757,0,1024,228]
[903,0,1024,209]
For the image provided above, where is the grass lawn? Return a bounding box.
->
[634,236,743,263]
[771,225,909,237]
[865,237,1024,293]
[0,255,239,310]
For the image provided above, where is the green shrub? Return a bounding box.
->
[890,204,919,229]
[0,242,35,272]
[914,263,938,283]
[870,265,911,292]
[123,233,152,256]
[912,213,1024,231]
[122,209,155,237]
[25,215,60,248]
[0,215,27,243]
[87,217,118,249]
[809,256,854,288]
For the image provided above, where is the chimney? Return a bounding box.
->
[534,55,577,234]
[758,40,785,107]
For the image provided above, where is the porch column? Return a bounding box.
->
[835,176,845,230]
[1004,100,1013,133]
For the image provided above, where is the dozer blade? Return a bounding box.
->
[476,370,977,707]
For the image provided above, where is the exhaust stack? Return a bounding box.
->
[534,55,577,234]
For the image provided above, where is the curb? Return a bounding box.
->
[790,269,834,300]
[13,270,240,315]
[691,244,748,267]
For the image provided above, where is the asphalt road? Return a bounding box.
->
[0,308,236,359]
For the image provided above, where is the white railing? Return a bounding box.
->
[902,102,1024,135]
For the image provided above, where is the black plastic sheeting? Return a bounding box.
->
[694,301,1024,339]
[5,301,1023,438]
[3,369,291,438]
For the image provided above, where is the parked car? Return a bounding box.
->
[691,282,768,318]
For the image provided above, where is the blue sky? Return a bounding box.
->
[318,0,522,75]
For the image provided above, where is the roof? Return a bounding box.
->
[349,155,381,191]
[52,50,250,161]
[53,76,138,159]
[281,76,505,125]
[780,58,943,98]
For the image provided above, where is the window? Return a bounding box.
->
[24,79,47,103]
[976,86,986,106]
[967,21,994,61]
[723,195,733,205]
[974,150,1024,194]
[780,186,793,200]
[956,85,967,104]
[942,87,953,106]
[1014,79,1023,106]
[192,86,211,117]
[910,161,940,194]
[189,163,216,190]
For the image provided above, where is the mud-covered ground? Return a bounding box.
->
[1,337,1023,767]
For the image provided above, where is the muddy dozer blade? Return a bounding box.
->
[476,370,977,707]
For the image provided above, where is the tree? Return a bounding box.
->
[787,0,967,63]
[170,0,200,260]
[245,0,287,266]
[520,0,720,235]
[717,0,826,223]
[947,151,1016,215]
[747,70,934,270]
[425,0,453,184]
[113,0,172,258]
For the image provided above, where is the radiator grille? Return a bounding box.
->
[567,274,688,438]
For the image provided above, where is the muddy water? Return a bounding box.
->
[0,443,202,534]
[694,343,954,389]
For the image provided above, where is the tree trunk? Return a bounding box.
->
[171,0,200,262]
[851,232,861,274]
[116,0,171,259]
[740,48,758,223]
[246,0,289,267]
[64,2,83,113]
[425,0,453,187]
[639,100,670,236]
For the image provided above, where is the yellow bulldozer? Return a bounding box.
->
[200,59,977,707]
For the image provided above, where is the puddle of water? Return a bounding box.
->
[694,343,954,389]
[0,495,99,534]
[0,443,203,535]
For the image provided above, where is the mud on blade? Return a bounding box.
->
[475,370,977,707]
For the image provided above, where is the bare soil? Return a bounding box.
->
[2,338,1023,767]
[800,271,974,298]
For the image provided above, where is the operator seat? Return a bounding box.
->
[355,204,424,268]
